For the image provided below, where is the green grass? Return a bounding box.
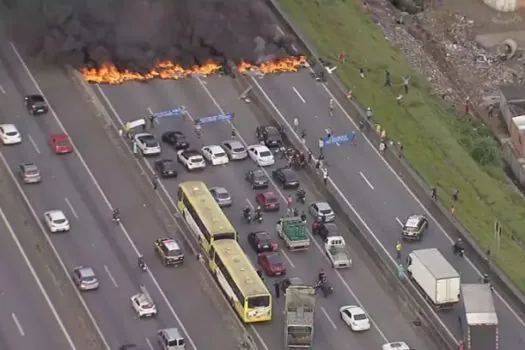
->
[279,0,525,291]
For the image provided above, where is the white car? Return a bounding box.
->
[0,124,22,145]
[382,342,411,350]
[44,210,70,233]
[222,140,248,160]
[131,287,157,318]
[201,145,229,166]
[247,144,275,167]
[134,133,161,155]
[339,305,370,331]
[177,149,206,171]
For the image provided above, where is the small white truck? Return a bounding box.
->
[324,236,352,269]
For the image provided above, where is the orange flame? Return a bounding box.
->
[80,56,307,84]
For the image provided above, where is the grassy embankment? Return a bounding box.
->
[279,0,525,291]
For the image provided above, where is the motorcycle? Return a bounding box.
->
[314,279,334,297]
[296,190,306,204]
[243,212,253,224]
[452,243,464,257]
[112,216,121,224]
[138,257,147,271]
[254,212,263,224]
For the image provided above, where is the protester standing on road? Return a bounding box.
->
[384,69,391,87]
[329,98,335,117]
[274,281,280,299]
[293,116,300,132]
[318,137,325,157]
[322,167,328,185]
[366,107,373,121]
[149,114,156,128]
[431,187,437,201]
[395,240,403,260]
[152,174,158,190]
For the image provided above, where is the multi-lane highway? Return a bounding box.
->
[81,75,443,350]
[246,69,525,346]
[0,40,245,349]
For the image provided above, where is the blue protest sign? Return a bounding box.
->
[196,112,234,125]
[323,132,355,146]
[154,106,186,119]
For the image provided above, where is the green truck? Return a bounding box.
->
[276,217,310,251]
[285,284,315,349]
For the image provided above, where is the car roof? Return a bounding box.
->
[0,124,17,131]
[261,191,276,197]
[314,202,331,210]
[160,238,180,250]
[204,145,224,152]
[249,144,270,151]
[262,251,280,259]
[383,342,409,350]
[252,169,265,175]
[210,186,228,194]
[28,94,44,100]
[22,163,38,170]
[158,158,174,164]
[253,231,271,238]
[184,149,201,156]
[76,266,95,277]
[342,305,365,313]
[223,140,244,148]
[160,327,182,339]
[405,215,424,227]
[46,210,65,218]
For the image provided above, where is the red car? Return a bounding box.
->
[49,133,73,154]
[255,191,280,211]
[258,252,287,276]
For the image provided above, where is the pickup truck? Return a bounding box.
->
[277,217,310,251]
[324,236,352,269]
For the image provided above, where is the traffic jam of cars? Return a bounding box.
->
[7,93,422,349]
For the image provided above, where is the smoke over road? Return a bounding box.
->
[5,0,299,71]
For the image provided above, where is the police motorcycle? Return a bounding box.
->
[137,255,147,271]
[254,207,263,224]
[243,207,253,224]
[112,208,121,224]
[314,270,334,297]
[452,238,465,257]
[296,189,306,204]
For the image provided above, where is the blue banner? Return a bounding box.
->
[154,106,186,119]
[196,112,234,125]
[323,132,354,146]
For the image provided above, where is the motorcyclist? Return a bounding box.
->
[312,217,322,233]
[138,255,145,269]
[243,206,251,219]
[296,188,306,202]
[318,269,327,284]
[112,208,120,221]
[292,207,299,217]
[453,238,464,254]
[254,206,263,220]
[300,211,307,223]
[482,273,490,284]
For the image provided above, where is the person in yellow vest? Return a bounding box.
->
[395,240,403,260]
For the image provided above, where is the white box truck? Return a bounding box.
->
[461,284,499,350]
[406,248,461,310]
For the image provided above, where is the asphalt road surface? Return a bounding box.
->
[0,42,244,349]
[248,70,525,347]
[0,207,72,350]
[91,76,443,350]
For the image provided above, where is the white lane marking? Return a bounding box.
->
[395,217,403,227]
[314,115,319,118]
[11,313,25,336]
[276,25,284,35]
[46,265,64,296]
[0,83,5,94]
[300,66,525,327]
[0,207,77,349]
[196,77,391,342]
[249,76,455,343]
[245,198,295,268]
[145,337,154,350]
[28,134,41,154]
[104,265,118,288]
[64,197,78,219]
[11,42,199,349]
[359,171,374,190]
[292,86,306,103]
[320,307,337,329]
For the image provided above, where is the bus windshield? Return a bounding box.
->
[247,295,270,308]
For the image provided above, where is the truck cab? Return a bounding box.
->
[324,236,352,269]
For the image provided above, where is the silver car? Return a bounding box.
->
[210,186,232,207]
[19,163,41,183]
[309,201,335,222]
[72,266,99,291]
[222,140,248,160]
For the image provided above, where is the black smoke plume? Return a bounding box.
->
[5,0,299,71]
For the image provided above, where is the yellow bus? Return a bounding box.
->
[177,181,237,253]
[209,239,272,323]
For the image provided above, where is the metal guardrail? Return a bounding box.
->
[262,0,525,317]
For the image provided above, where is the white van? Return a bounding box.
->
[158,328,185,350]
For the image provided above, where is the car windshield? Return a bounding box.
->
[167,248,182,257]
[259,151,272,157]
[254,170,266,179]
[190,156,203,162]
[283,171,297,180]
[216,191,230,199]
[175,133,186,141]
[265,127,280,137]
[320,209,332,214]
[247,295,270,308]
[25,168,39,175]
[82,274,96,282]
[57,140,69,146]
[5,131,17,136]
[215,151,226,157]
[32,96,44,102]
[326,224,338,233]
[354,313,367,320]
[54,218,66,224]
[233,146,245,152]
[144,139,158,147]
[257,234,270,244]
[163,161,176,170]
